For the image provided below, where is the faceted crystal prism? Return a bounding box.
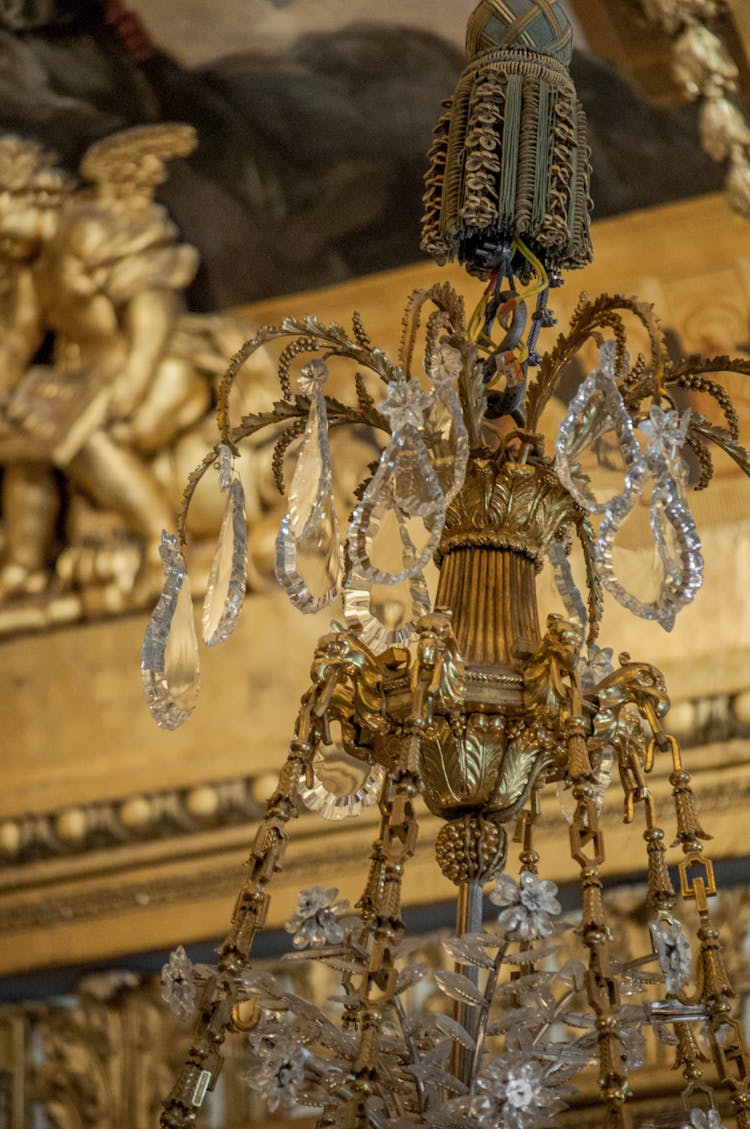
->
[289,361,332,539]
[275,492,343,613]
[142,532,200,730]
[384,428,445,518]
[202,475,248,646]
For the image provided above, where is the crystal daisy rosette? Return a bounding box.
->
[489,871,563,941]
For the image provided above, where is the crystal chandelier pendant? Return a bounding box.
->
[546,537,588,635]
[202,447,248,646]
[425,344,470,505]
[347,477,444,586]
[275,360,343,613]
[555,342,646,516]
[299,747,386,821]
[344,559,432,654]
[595,406,704,631]
[288,360,333,539]
[344,567,432,653]
[347,382,446,585]
[141,532,200,730]
[275,492,343,613]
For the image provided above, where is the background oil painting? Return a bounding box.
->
[0,0,726,311]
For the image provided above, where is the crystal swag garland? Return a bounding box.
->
[143,2,750,1127]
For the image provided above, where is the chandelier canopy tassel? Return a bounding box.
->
[421,0,593,278]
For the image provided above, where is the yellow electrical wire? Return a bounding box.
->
[466,239,550,355]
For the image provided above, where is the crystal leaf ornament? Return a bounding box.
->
[596,406,703,630]
[288,360,333,538]
[141,532,200,730]
[556,341,646,516]
[202,446,248,646]
[425,342,470,505]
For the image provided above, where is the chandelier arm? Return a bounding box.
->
[399,288,430,377]
[689,412,750,479]
[526,294,665,432]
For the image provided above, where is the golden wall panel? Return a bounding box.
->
[1,193,750,979]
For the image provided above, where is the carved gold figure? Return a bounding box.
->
[0,127,266,623]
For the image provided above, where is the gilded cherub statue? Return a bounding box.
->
[0,126,266,625]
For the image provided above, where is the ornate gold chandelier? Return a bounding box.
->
[142,3,750,1128]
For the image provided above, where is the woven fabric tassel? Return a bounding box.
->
[420,0,593,278]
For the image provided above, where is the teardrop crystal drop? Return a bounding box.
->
[288,390,332,538]
[556,345,646,516]
[347,442,445,586]
[344,508,433,651]
[202,476,248,646]
[387,429,445,517]
[142,532,200,730]
[276,492,343,613]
